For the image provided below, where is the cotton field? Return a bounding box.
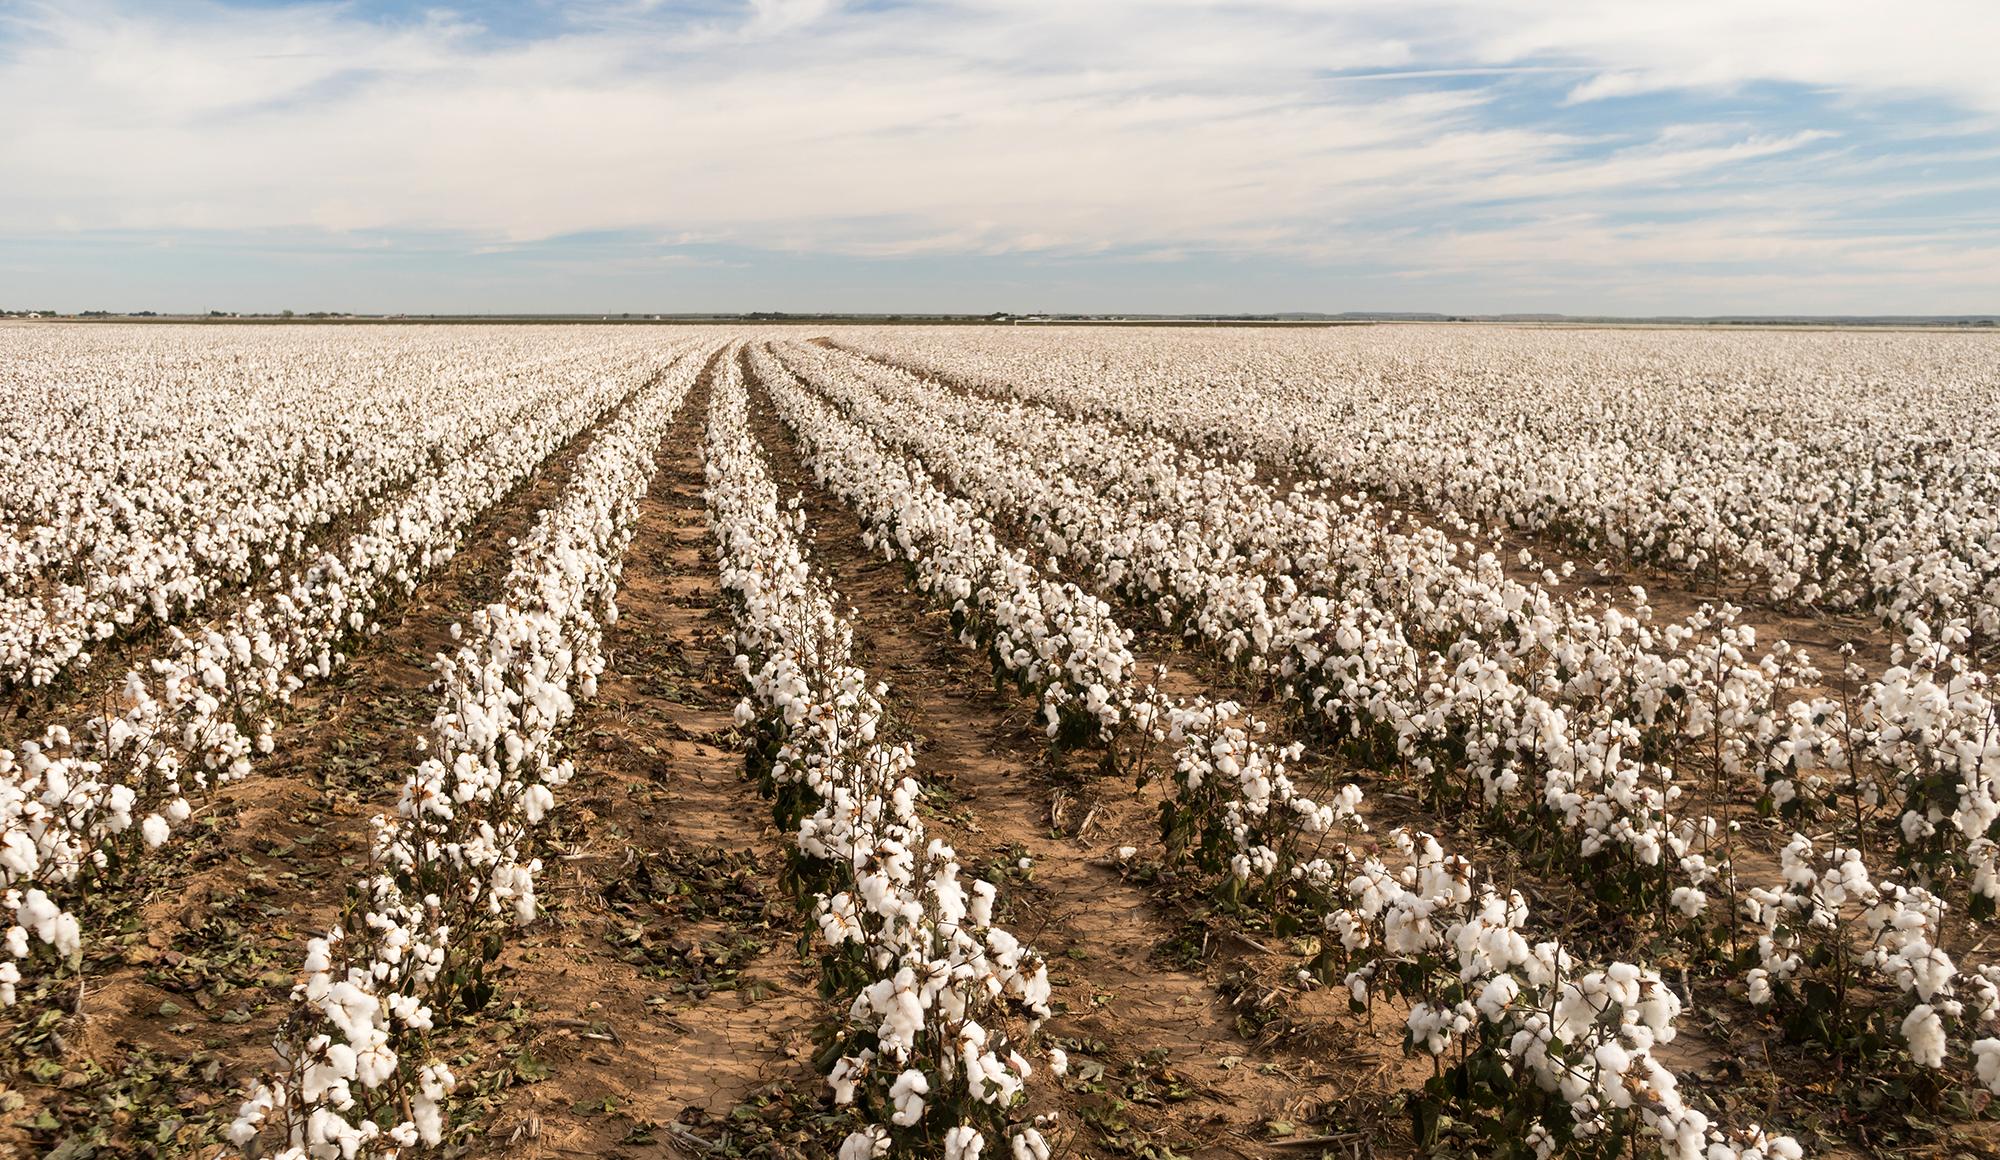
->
[2,322,1997,1160]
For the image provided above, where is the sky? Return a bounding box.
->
[2,0,1998,316]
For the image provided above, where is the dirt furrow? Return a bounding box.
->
[2,374,652,1157]
[743,366,1379,1160]
[472,369,822,1158]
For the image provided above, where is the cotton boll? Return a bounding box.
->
[1902,1003,1947,1068]
[1670,887,1707,918]
[945,1126,986,1160]
[888,1068,930,1126]
[1975,1039,2000,1094]
[1011,1127,1051,1160]
[839,1126,891,1160]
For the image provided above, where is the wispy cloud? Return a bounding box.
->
[0,0,1995,312]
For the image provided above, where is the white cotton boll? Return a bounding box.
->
[839,1126,890,1160]
[1593,1041,1631,1078]
[324,1042,359,1080]
[1475,974,1518,1022]
[413,1095,446,1144]
[889,1067,930,1126]
[1902,1003,1947,1068]
[18,890,77,956]
[829,1054,867,1104]
[0,833,37,877]
[1905,944,1956,1002]
[1975,1039,2000,1094]
[521,783,555,824]
[945,1126,986,1160]
[140,814,171,849]
[1048,1048,1068,1076]
[1011,1127,1051,1160]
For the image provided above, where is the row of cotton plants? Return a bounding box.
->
[745,344,1132,750]
[769,341,2000,1115]
[743,344,1807,1158]
[0,343,681,1016]
[772,342,1781,922]
[705,352,1057,1160]
[222,345,703,1158]
[0,325,665,694]
[1727,621,2000,1086]
[779,342,2000,916]
[1149,694,1809,1160]
[847,326,2000,653]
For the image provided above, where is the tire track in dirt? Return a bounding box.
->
[3,372,658,1157]
[472,360,823,1158]
[744,363,1333,1160]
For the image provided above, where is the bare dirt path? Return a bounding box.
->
[743,361,1397,1159]
[2,375,652,1157]
[472,362,823,1159]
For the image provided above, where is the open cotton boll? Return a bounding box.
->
[1975,1039,2000,1094]
[1901,1004,1947,1068]
[1011,1128,1051,1160]
[839,1126,891,1159]
[888,1068,930,1126]
[945,1126,986,1160]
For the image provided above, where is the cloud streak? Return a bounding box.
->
[1,0,1996,312]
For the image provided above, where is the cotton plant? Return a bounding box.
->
[0,326,542,695]
[0,340,679,1013]
[853,326,2000,654]
[753,339,1811,1158]
[707,357,1058,1157]
[772,340,1808,929]
[751,345,1133,753]
[779,337,2000,937]
[1862,621,2000,908]
[1736,830,2000,1098]
[227,347,702,1157]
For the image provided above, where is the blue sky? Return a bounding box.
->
[2,0,1997,315]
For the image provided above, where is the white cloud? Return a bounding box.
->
[0,0,1996,310]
